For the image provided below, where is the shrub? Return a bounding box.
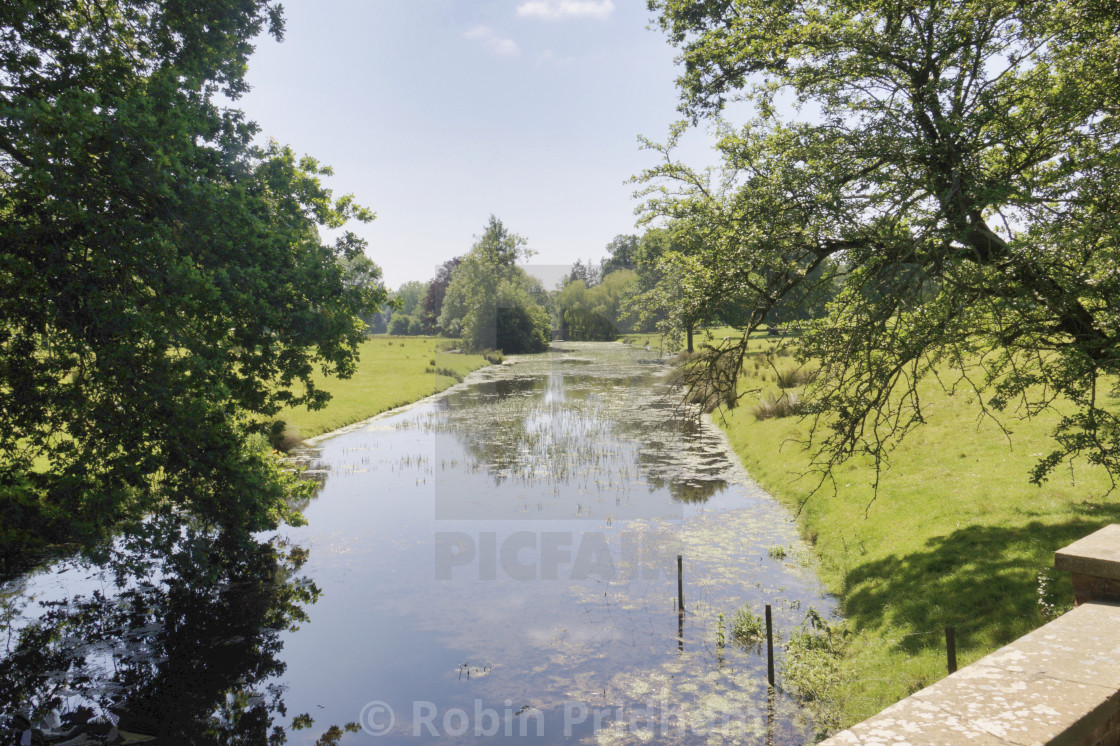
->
[496,303,550,353]
[268,420,303,453]
[389,314,410,335]
[482,350,503,365]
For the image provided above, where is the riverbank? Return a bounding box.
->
[716,339,1120,732]
[278,336,492,440]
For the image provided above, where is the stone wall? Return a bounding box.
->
[822,524,1120,746]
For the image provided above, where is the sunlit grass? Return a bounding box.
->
[718,338,1120,727]
[279,336,491,439]
[618,324,757,351]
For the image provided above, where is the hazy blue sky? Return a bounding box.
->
[235,0,724,289]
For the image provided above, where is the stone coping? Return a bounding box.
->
[1055,524,1120,582]
[822,601,1120,745]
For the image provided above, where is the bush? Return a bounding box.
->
[268,421,304,453]
[482,350,503,365]
[496,303,550,353]
[389,314,410,336]
[408,317,425,336]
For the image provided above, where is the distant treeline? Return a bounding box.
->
[371,217,839,353]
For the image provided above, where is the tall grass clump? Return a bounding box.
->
[774,366,817,389]
[753,392,804,420]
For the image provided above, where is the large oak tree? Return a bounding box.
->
[642,0,1120,491]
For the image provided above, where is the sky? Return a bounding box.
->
[234,0,726,289]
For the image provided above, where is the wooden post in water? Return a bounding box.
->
[766,682,775,746]
[677,555,684,612]
[765,603,775,687]
[946,626,957,673]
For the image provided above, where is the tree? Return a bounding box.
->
[0,1,386,568]
[626,224,720,352]
[439,216,550,353]
[645,0,1120,490]
[422,257,462,333]
[566,259,600,288]
[392,280,427,317]
[555,270,639,341]
[341,254,388,333]
[600,234,640,275]
[389,315,412,336]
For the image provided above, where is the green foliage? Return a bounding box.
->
[730,606,765,648]
[555,270,638,341]
[781,609,851,736]
[341,254,388,333]
[600,234,640,275]
[392,280,428,317]
[389,315,411,336]
[644,0,1120,489]
[439,216,550,353]
[422,257,462,334]
[626,225,721,351]
[0,0,386,567]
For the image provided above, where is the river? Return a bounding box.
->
[2,342,835,744]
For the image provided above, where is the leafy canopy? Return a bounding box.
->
[439,216,551,354]
[644,0,1120,492]
[0,0,386,567]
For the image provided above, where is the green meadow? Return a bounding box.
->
[715,337,1120,728]
[278,336,492,439]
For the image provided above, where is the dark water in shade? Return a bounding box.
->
[1,342,836,745]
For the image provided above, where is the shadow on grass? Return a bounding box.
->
[840,502,1120,655]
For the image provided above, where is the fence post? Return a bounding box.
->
[765,603,775,687]
[677,555,684,612]
[945,626,957,674]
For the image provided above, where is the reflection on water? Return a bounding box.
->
[2,343,836,744]
[0,520,344,743]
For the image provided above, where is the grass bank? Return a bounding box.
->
[715,339,1120,734]
[277,336,492,440]
[619,325,747,351]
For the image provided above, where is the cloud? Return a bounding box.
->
[516,0,615,21]
[537,49,577,67]
[463,25,519,56]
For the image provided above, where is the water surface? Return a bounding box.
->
[279,342,835,743]
[2,342,835,744]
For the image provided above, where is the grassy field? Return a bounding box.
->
[618,325,751,351]
[277,336,492,439]
[714,337,1120,732]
